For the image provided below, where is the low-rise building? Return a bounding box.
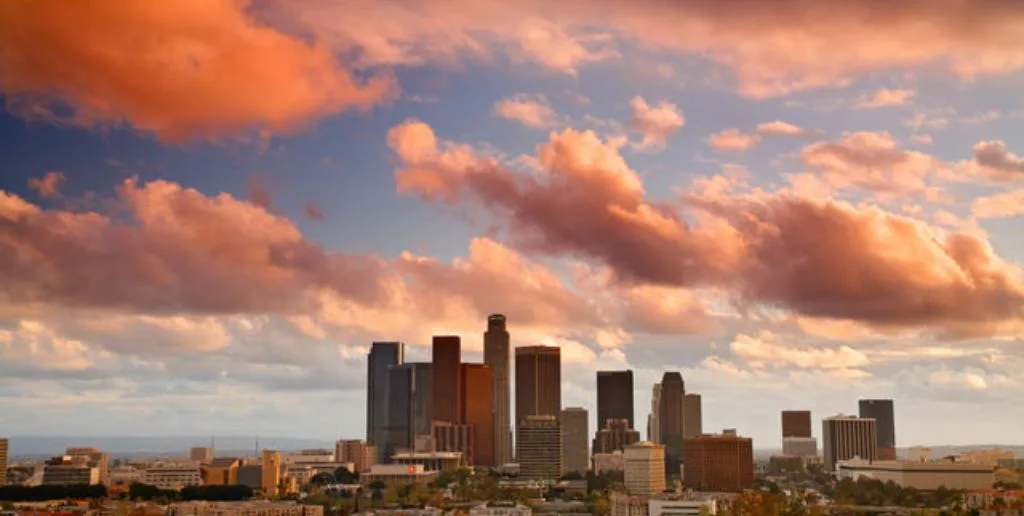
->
[168,501,323,516]
[837,458,996,491]
[592,451,624,473]
[648,496,718,516]
[359,464,437,487]
[391,451,463,472]
[142,465,203,490]
[41,456,100,486]
[468,501,532,516]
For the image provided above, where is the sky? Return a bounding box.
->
[0,0,1023,450]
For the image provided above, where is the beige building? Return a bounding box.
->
[392,451,463,472]
[837,458,995,491]
[335,439,376,473]
[624,441,666,496]
[202,457,240,486]
[168,501,323,516]
[517,415,562,481]
[610,492,648,516]
[359,464,437,487]
[143,465,203,490]
[593,451,625,473]
[560,407,589,475]
[65,447,109,485]
[959,448,1014,466]
[262,450,281,497]
[782,437,818,458]
[0,438,7,486]
[822,415,877,473]
[189,447,214,463]
[42,456,100,486]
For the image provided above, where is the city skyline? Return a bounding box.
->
[2,0,1023,448]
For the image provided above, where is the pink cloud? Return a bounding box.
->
[707,129,759,153]
[389,119,1024,336]
[972,189,1024,219]
[0,0,396,142]
[969,140,1024,182]
[628,96,684,150]
[27,171,66,198]
[798,131,939,196]
[854,88,916,109]
[493,94,557,128]
[755,121,816,138]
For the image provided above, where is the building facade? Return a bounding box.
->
[658,372,685,478]
[682,394,702,440]
[682,433,754,492]
[385,362,433,458]
[647,383,661,444]
[517,415,562,481]
[432,336,463,425]
[359,464,438,487]
[597,371,634,429]
[432,421,476,466]
[65,447,109,485]
[858,399,896,460]
[483,314,513,466]
[462,363,495,467]
[143,465,203,490]
[514,346,562,440]
[262,449,281,497]
[367,342,405,462]
[0,438,7,486]
[837,458,995,491]
[335,439,375,473]
[560,407,589,475]
[782,437,818,458]
[822,415,878,473]
[781,410,813,438]
[189,447,213,463]
[624,442,666,496]
[593,418,641,454]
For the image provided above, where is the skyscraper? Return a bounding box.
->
[682,432,755,492]
[432,336,462,424]
[781,410,813,438]
[658,372,684,477]
[385,362,433,458]
[859,399,896,460]
[483,314,513,465]
[647,383,662,443]
[461,363,495,467]
[515,345,561,444]
[593,418,641,454]
[517,415,562,480]
[822,415,878,473]
[0,438,7,486]
[683,393,703,439]
[560,407,589,475]
[597,370,635,429]
[367,342,404,462]
[624,441,667,495]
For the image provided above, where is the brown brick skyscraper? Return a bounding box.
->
[515,345,561,455]
[683,433,754,492]
[461,363,495,467]
[781,410,812,438]
[431,336,462,424]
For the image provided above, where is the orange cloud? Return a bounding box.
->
[755,121,816,138]
[628,96,684,150]
[27,171,66,198]
[0,0,396,142]
[972,189,1024,219]
[389,120,1024,336]
[493,94,557,128]
[707,129,759,152]
[854,88,916,109]
[797,131,939,195]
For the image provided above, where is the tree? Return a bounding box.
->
[334,467,359,485]
[311,473,335,486]
[368,481,386,501]
[431,471,455,489]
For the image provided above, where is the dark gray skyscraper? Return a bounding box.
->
[597,370,634,429]
[515,345,561,456]
[659,371,684,477]
[859,399,896,459]
[367,341,404,462]
[385,362,432,459]
[484,314,512,465]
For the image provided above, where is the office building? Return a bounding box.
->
[783,437,818,458]
[65,447,109,485]
[560,407,589,475]
[462,363,495,467]
[822,415,878,473]
[142,465,203,491]
[367,342,405,462]
[237,465,262,491]
[42,456,100,486]
[335,439,375,473]
[432,336,463,425]
[0,438,7,486]
[859,399,896,460]
[189,447,214,463]
[623,441,666,496]
[203,458,241,485]
[262,449,281,497]
[682,432,755,492]
[168,501,324,516]
[515,346,561,446]
[385,362,433,458]
[432,422,476,466]
[682,394,702,439]
[837,458,995,491]
[392,451,464,472]
[359,464,438,487]
[597,371,634,429]
[593,451,625,473]
[658,372,684,477]
[647,383,661,443]
[517,415,562,481]
[781,410,813,438]
[593,418,641,454]
[483,314,513,465]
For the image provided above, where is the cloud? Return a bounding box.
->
[968,140,1024,182]
[728,332,870,371]
[493,94,557,128]
[269,0,1024,98]
[755,121,816,138]
[0,0,396,142]
[797,131,939,195]
[389,119,1024,337]
[303,202,325,221]
[972,189,1024,219]
[707,129,759,152]
[27,171,66,199]
[628,96,684,150]
[911,134,933,145]
[854,88,915,109]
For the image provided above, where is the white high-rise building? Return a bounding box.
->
[624,441,666,496]
[647,383,662,443]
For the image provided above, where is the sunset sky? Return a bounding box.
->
[1,0,1023,447]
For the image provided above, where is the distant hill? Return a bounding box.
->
[5,436,335,458]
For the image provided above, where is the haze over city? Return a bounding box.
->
[1,0,1023,451]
